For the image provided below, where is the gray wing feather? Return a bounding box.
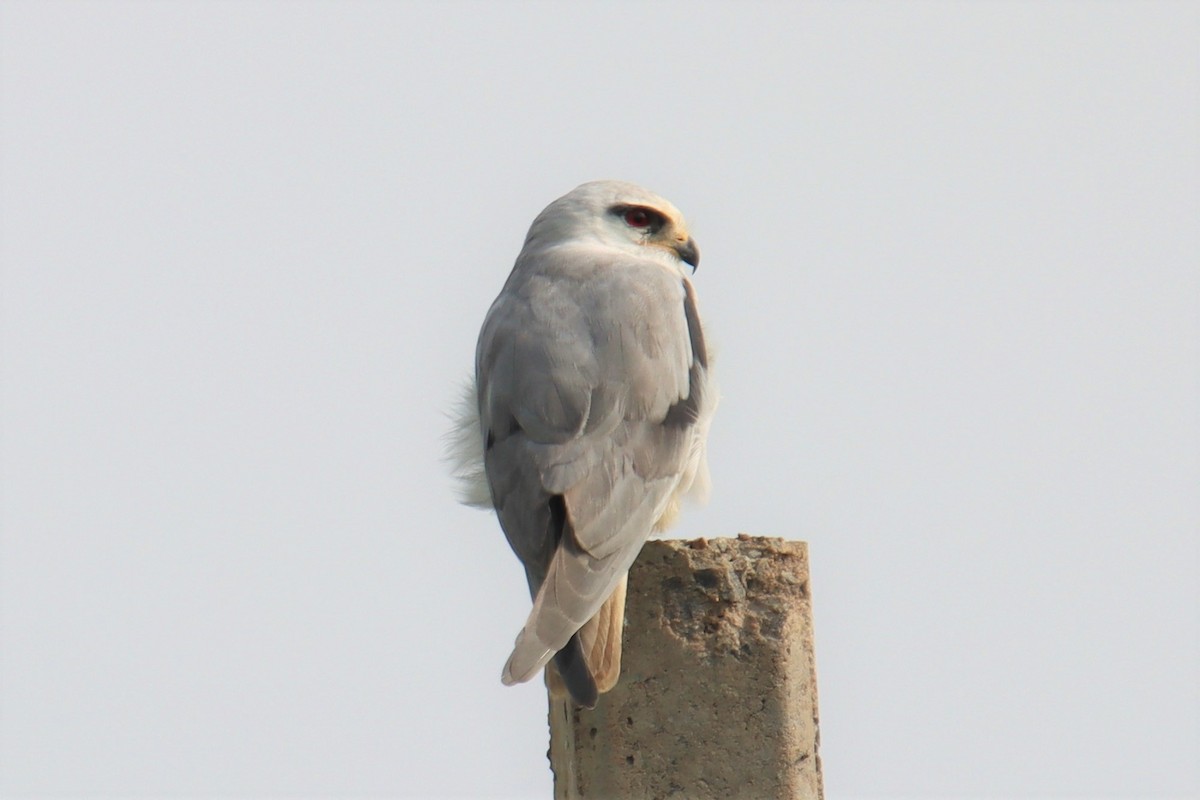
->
[478,245,708,683]
[504,475,675,683]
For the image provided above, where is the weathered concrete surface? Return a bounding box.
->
[549,535,822,800]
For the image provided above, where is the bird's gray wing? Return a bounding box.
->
[477,247,710,684]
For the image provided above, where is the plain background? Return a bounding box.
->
[1,1,1196,798]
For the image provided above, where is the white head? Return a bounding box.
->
[521,180,699,269]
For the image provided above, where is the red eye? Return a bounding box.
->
[624,208,652,228]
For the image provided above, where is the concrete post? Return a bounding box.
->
[549,535,822,799]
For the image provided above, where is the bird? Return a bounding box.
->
[449,180,715,708]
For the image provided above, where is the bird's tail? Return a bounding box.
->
[544,575,628,707]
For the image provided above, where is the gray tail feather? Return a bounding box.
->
[553,632,598,709]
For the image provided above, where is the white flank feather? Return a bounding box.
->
[446,378,492,509]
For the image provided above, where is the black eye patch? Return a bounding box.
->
[613,205,666,234]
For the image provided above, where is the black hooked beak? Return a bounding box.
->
[674,236,700,270]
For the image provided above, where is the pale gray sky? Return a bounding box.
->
[1,1,1196,798]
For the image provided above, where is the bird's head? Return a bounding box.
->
[523,180,699,270]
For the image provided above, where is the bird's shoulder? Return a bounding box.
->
[475,244,699,448]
